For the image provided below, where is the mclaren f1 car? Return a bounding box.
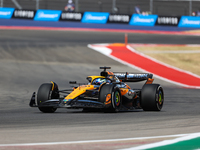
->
[29,67,164,113]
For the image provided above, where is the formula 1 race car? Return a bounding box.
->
[29,67,164,113]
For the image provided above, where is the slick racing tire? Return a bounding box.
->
[37,83,59,113]
[99,84,122,112]
[141,84,164,111]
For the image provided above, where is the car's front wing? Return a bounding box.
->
[29,92,105,109]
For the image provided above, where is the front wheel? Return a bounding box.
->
[141,84,164,111]
[99,84,122,112]
[37,82,59,113]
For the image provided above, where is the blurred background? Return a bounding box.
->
[1,0,200,16]
[1,0,200,149]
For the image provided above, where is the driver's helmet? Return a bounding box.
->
[94,78,106,85]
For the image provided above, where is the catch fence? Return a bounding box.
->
[1,0,200,16]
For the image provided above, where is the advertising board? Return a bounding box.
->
[34,10,62,21]
[60,12,83,21]
[155,16,180,26]
[129,14,158,26]
[81,12,109,24]
[13,9,35,19]
[178,16,200,27]
[0,7,15,19]
[107,14,131,24]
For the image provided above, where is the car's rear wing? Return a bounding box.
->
[114,72,153,82]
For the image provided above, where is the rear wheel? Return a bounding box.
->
[141,84,164,111]
[37,83,59,113]
[99,84,122,112]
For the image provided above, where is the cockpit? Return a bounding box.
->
[92,78,112,85]
[86,75,120,86]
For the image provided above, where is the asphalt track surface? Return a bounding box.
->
[0,30,200,149]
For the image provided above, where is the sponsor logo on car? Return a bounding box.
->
[127,74,148,79]
[115,73,149,79]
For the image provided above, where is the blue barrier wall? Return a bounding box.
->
[0,7,200,28]
[129,14,158,26]
[34,10,62,21]
[81,12,110,24]
[0,7,15,19]
[178,16,200,28]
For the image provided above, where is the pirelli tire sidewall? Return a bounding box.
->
[99,84,113,108]
[99,84,122,112]
[37,83,59,113]
[141,84,164,111]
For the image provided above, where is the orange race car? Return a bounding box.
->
[29,67,164,113]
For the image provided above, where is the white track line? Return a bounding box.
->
[120,132,200,150]
[0,134,187,147]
